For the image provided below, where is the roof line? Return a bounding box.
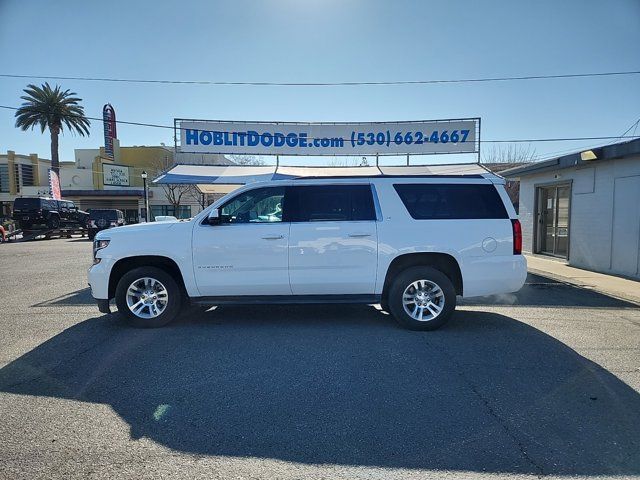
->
[501,137,640,177]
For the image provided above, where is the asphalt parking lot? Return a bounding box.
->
[0,238,639,479]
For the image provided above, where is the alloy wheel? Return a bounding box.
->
[402,279,445,321]
[126,277,169,319]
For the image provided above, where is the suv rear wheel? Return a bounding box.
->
[115,266,182,328]
[388,266,456,331]
[47,215,60,229]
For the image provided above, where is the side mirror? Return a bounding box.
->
[207,208,222,225]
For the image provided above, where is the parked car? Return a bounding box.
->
[88,175,527,330]
[88,209,126,240]
[12,197,89,230]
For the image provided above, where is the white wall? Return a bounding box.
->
[74,149,99,170]
[60,167,93,190]
[518,155,640,278]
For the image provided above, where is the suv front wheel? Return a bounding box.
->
[388,266,456,331]
[115,266,182,328]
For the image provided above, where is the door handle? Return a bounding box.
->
[348,233,372,238]
[261,234,284,240]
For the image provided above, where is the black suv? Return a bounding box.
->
[12,197,89,231]
[88,209,126,240]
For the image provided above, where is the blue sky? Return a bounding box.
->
[0,0,638,164]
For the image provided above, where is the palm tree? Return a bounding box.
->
[14,83,91,175]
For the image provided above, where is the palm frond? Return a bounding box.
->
[14,82,91,137]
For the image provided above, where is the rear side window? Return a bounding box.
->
[13,198,41,209]
[393,183,508,220]
[288,185,376,222]
[90,209,118,220]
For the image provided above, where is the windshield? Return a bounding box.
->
[13,198,41,209]
[89,210,118,220]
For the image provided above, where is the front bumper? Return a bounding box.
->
[88,258,113,300]
[97,299,111,314]
[89,261,113,314]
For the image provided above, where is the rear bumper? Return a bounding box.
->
[462,255,528,298]
[14,215,44,224]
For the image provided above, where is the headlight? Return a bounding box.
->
[93,239,110,264]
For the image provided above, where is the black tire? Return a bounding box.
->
[88,230,96,240]
[380,299,390,313]
[388,266,456,331]
[115,266,183,328]
[47,215,60,229]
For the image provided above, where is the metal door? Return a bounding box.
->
[611,176,640,277]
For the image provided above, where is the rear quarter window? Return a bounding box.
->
[393,183,508,219]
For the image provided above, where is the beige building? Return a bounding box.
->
[1,141,231,222]
[0,151,54,217]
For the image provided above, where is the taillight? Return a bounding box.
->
[511,219,522,255]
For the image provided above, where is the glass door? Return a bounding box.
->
[536,184,570,258]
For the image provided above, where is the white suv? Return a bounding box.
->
[89,174,526,330]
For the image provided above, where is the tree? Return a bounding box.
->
[14,83,90,175]
[229,154,265,165]
[482,143,536,214]
[328,156,370,167]
[152,155,200,217]
[482,143,536,165]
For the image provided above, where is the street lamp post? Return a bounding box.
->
[141,171,149,222]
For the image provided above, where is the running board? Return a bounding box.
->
[191,294,381,306]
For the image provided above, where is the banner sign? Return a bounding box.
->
[176,119,479,156]
[48,169,61,200]
[103,163,130,186]
[103,104,117,158]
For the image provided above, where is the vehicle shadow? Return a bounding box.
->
[0,305,638,475]
[462,273,639,308]
[31,287,94,307]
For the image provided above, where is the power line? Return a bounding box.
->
[0,70,639,87]
[619,117,640,139]
[1,105,639,144]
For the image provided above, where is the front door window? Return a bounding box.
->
[220,187,284,224]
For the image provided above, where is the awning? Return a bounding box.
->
[153,163,493,185]
[196,184,242,195]
[153,165,277,184]
[61,189,148,197]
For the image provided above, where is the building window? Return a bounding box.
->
[14,164,20,193]
[124,209,139,224]
[0,165,9,192]
[21,164,35,187]
[150,205,191,220]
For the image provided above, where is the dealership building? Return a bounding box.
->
[503,138,640,280]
